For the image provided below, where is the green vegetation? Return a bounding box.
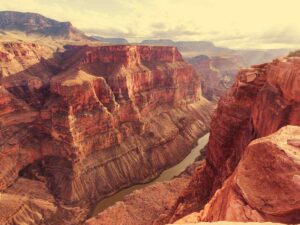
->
[288,50,300,57]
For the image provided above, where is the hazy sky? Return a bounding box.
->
[1,0,300,49]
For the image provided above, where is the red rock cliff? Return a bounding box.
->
[164,57,300,224]
[187,55,246,100]
[0,43,214,224]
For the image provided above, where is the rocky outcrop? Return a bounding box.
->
[174,126,300,224]
[0,43,214,224]
[187,55,246,100]
[0,41,58,78]
[163,57,300,224]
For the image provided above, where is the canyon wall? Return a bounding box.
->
[187,55,246,100]
[0,43,214,224]
[180,125,300,224]
[165,57,300,224]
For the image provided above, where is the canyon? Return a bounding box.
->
[163,56,300,224]
[187,55,246,100]
[0,10,299,225]
[0,41,214,225]
[87,55,300,225]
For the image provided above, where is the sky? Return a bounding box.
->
[1,0,300,49]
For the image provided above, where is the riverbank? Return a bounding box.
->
[91,133,210,216]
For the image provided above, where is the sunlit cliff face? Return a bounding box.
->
[1,0,300,49]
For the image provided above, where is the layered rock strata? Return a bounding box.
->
[187,55,246,100]
[164,57,300,224]
[0,43,214,224]
[85,178,191,225]
[85,155,207,225]
[174,126,300,224]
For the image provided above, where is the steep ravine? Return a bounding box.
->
[165,57,300,224]
[92,133,209,215]
[85,56,300,225]
[187,55,246,100]
[0,43,214,224]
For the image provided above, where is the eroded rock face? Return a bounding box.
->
[187,55,246,100]
[0,41,58,78]
[165,57,300,224]
[85,158,207,225]
[0,43,214,224]
[177,126,300,224]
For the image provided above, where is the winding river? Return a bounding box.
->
[92,132,210,215]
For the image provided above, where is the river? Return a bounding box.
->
[92,132,210,215]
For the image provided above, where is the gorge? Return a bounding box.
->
[86,55,300,225]
[0,9,299,225]
[0,42,214,225]
[92,133,210,215]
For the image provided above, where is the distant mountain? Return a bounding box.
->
[176,41,230,52]
[140,39,291,65]
[0,11,93,41]
[141,39,175,46]
[140,39,233,56]
[91,36,128,44]
[236,48,292,66]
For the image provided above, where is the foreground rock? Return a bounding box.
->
[174,126,300,224]
[0,43,214,224]
[162,56,300,224]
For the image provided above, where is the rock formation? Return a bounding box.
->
[187,55,246,100]
[164,56,300,224]
[0,43,214,224]
[174,126,300,224]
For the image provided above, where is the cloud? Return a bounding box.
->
[151,22,166,29]
[1,0,300,49]
[257,27,300,44]
[149,25,202,39]
[82,27,138,38]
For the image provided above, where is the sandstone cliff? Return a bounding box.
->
[0,43,214,224]
[174,126,300,224]
[187,55,246,100]
[164,57,300,224]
